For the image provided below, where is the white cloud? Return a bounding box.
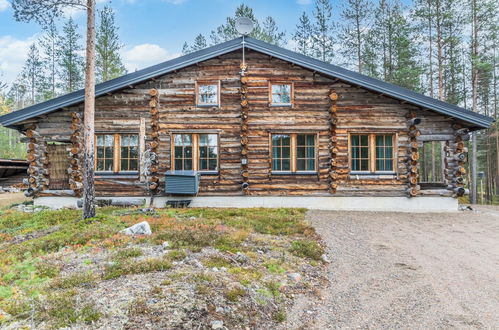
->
[0,35,37,85]
[121,44,179,72]
[0,0,9,12]
[296,0,312,4]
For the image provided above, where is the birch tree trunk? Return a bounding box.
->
[82,0,96,219]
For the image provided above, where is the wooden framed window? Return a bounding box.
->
[96,134,115,171]
[349,133,396,173]
[120,134,139,171]
[270,83,292,106]
[174,134,193,170]
[351,134,370,171]
[375,135,394,171]
[95,133,139,173]
[272,134,291,171]
[198,134,218,171]
[172,133,219,172]
[196,81,220,106]
[271,133,316,173]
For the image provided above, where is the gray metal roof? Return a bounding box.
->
[0,36,493,129]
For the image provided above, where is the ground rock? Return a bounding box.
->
[287,273,302,283]
[121,221,152,236]
[210,320,224,329]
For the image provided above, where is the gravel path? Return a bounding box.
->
[285,206,499,329]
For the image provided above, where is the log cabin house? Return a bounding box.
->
[0,37,493,211]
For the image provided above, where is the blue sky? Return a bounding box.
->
[0,0,413,86]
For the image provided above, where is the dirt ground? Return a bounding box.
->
[0,192,27,208]
[285,206,499,329]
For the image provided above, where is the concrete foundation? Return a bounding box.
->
[34,196,458,212]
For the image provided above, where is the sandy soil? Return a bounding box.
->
[0,192,27,208]
[285,206,499,329]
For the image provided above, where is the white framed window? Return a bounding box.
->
[270,83,292,106]
[197,82,219,106]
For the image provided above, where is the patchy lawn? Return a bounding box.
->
[0,206,326,329]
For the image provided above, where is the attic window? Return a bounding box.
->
[270,83,292,106]
[197,82,219,106]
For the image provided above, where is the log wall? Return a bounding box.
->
[20,50,472,198]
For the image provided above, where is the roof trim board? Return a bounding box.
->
[0,36,493,129]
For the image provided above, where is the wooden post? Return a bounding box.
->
[449,125,469,198]
[328,89,338,194]
[82,0,96,219]
[406,112,421,197]
[69,112,83,196]
[240,66,250,195]
[145,88,160,195]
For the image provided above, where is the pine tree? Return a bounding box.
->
[340,0,372,72]
[293,12,313,56]
[21,43,45,104]
[58,17,84,93]
[39,21,59,99]
[206,4,284,46]
[311,0,335,62]
[260,17,286,46]
[95,5,126,83]
[191,34,207,51]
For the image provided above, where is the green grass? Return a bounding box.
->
[224,287,246,302]
[49,272,98,290]
[113,247,143,261]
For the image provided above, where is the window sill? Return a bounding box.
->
[349,172,397,180]
[269,103,292,107]
[196,104,219,108]
[95,171,139,179]
[199,171,219,176]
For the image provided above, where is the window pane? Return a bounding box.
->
[97,160,104,171]
[199,159,207,170]
[199,146,207,157]
[282,146,290,158]
[199,84,218,104]
[307,159,315,170]
[105,146,113,158]
[351,135,359,147]
[297,159,305,171]
[361,159,368,170]
[182,134,192,145]
[272,159,279,171]
[384,160,393,171]
[297,147,305,158]
[97,146,104,158]
[175,146,183,158]
[184,159,193,170]
[360,147,368,159]
[282,136,290,146]
[105,135,114,146]
[105,160,113,171]
[199,134,207,145]
[208,147,217,158]
[282,159,290,171]
[174,135,183,146]
[297,134,305,145]
[375,134,394,172]
[175,159,182,170]
[121,147,128,159]
[185,147,192,158]
[121,159,128,171]
[209,159,218,171]
[271,84,291,104]
[130,159,138,171]
[121,135,129,146]
[360,135,368,146]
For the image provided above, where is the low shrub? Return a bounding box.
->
[113,247,143,261]
[103,258,172,280]
[49,272,98,289]
[289,240,324,261]
[224,287,246,302]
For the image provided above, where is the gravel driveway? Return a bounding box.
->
[285,206,499,329]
